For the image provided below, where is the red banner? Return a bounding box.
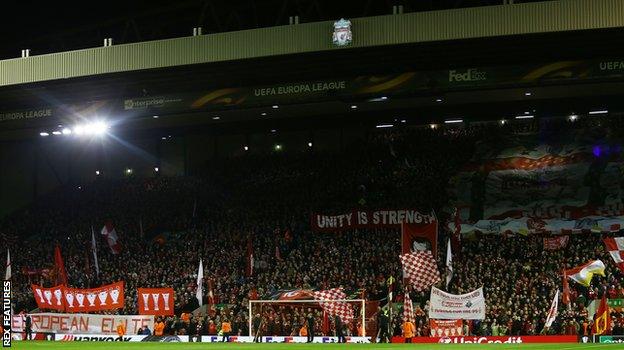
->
[137,288,174,316]
[391,335,578,343]
[402,222,438,256]
[31,284,65,311]
[543,236,569,250]
[31,282,124,312]
[429,319,463,337]
[311,209,436,232]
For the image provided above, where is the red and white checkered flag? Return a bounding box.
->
[604,237,624,273]
[312,288,355,324]
[400,251,441,291]
[403,289,415,323]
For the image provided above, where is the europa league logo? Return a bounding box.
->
[98,290,108,306]
[54,289,63,306]
[35,288,45,303]
[87,293,97,307]
[152,293,160,311]
[142,293,150,310]
[76,293,85,307]
[65,291,75,308]
[44,290,53,305]
[110,288,120,304]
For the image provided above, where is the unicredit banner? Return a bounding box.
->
[311,209,436,232]
[31,282,124,312]
[429,287,486,320]
[403,335,578,344]
[12,313,153,335]
[137,288,174,316]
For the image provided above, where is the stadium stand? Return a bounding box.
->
[3,116,624,338]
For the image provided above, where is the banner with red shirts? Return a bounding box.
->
[31,284,66,311]
[31,282,124,312]
[430,319,463,337]
[543,236,570,250]
[137,288,174,316]
[311,209,436,232]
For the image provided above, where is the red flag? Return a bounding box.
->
[592,294,611,335]
[401,221,438,256]
[403,288,415,323]
[246,238,254,277]
[54,245,68,286]
[400,251,441,291]
[275,245,282,261]
[207,278,215,304]
[562,269,571,308]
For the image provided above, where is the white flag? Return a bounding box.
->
[196,259,204,307]
[91,226,100,277]
[545,290,559,328]
[5,249,10,280]
[446,239,453,289]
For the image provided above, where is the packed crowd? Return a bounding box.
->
[2,118,624,338]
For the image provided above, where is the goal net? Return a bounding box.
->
[248,299,366,338]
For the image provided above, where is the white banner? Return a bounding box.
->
[450,216,624,235]
[12,313,154,335]
[429,287,486,320]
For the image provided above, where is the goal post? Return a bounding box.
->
[248,299,366,337]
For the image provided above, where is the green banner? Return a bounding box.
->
[599,335,624,343]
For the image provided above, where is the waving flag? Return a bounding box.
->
[593,294,611,335]
[246,238,254,277]
[400,251,441,291]
[566,260,605,287]
[54,245,68,286]
[5,249,10,280]
[603,237,624,273]
[312,288,355,324]
[91,227,99,277]
[545,290,559,328]
[446,239,453,289]
[403,289,415,323]
[196,259,204,306]
[101,222,121,254]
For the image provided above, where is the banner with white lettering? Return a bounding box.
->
[429,287,486,320]
[137,288,174,316]
[311,209,436,232]
[11,313,153,335]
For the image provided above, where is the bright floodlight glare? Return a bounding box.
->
[154,167,159,172]
[274,144,282,150]
[350,105,358,109]
[589,110,608,115]
[376,124,393,128]
[244,146,249,151]
[515,115,534,119]
[62,128,72,135]
[444,119,463,124]
[308,142,313,147]
[430,124,438,129]
[500,119,507,125]
[40,132,49,137]
[569,115,579,121]
[52,131,62,135]
[73,125,84,135]
[125,168,133,174]
[95,170,100,175]
[92,121,108,135]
